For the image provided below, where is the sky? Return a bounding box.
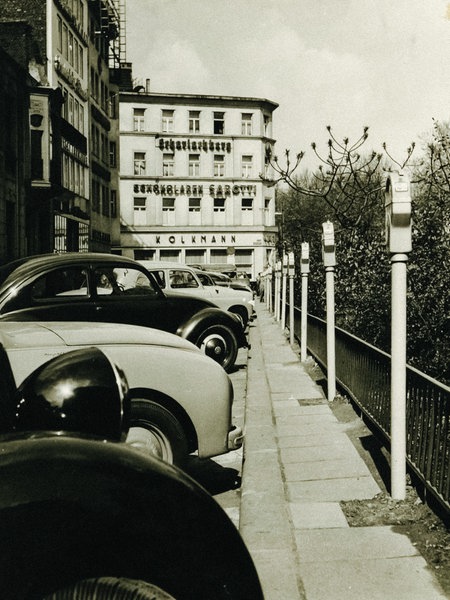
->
[125,0,450,170]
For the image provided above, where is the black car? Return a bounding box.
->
[0,253,248,372]
[0,346,263,599]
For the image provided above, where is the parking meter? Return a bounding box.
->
[385,172,412,254]
[288,252,295,276]
[322,221,336,267]
[300,242,310,274]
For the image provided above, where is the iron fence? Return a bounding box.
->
[291,306,450,515]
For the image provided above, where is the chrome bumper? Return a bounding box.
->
[228,425,244,450]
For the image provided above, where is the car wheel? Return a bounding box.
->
[126,399,188,467]
[196,324,238,372]
[44,577,176,599]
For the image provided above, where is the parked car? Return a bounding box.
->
[0,253,248,372]
[0,346,263,599]
[139,260,254,326]
[0,320,242,467]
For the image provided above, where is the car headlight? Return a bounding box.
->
[13,348,130,442]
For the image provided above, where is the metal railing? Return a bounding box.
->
[292,306,450,515]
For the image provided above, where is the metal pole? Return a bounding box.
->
[390,254,408,500]
[289,275,294,345]
[300,272,308,361]
[325,266,336,402]
[281,261,287,331]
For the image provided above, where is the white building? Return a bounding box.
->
[118,90,278,279]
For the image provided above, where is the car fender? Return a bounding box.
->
[0,434,263,600]
[177,307,248,348]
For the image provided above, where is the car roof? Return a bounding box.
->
[139,261,197,270]
[1,253,149,288]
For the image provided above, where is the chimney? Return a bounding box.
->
[145,78,151,93]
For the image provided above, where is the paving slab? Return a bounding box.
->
[290,501,349,529]
[283,457,373,481]
[298,556,447,600]
[287,475,381,501]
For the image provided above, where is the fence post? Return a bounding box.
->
[385,171,412,500]
[322,221,336,402]
[300,242,310,362]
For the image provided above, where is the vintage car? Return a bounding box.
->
[0,320,242,467]
[139,260,254,326]
[0,253,248,372]
[0,346,263,599]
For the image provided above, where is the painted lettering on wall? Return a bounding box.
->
[158,138,232,153]
[154,235,237,245]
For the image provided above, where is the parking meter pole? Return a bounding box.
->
[281,256,287,331]
[391,254,408,500]
[300,243,310,362]
[325,266,336,402]
[385,171,412,501]
[275,262,281,321]
[288,252,295,346]
[322,222,336,402]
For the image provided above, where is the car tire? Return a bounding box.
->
[126,399,188,467]
[228,305,249,328]
[195,324,238,372]
[44,576,176,599]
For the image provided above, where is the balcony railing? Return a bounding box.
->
[291,307,450,516]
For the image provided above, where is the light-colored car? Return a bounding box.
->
[139,260,254,326]
[0,321,242,466]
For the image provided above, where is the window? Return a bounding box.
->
[189,154,200,176]
[109,141,117,167]
[241,155,253,178]
[163,153,174,176]
[214,155,225,177]
[30,267,88,300]
[210,249,227,263]
[110,190,117,218]
[57,16,62,52]
[162,197,175,211]
[213,198,225,212]
[161,109,174,133]
[189,198,201,212]
[162,198,175,225]
[133,108,145,131]
[134,152,146,175]
[169,270,199,289]
[134,197,146,225]
[213,112,224,134]
[62,24,68,58]
[242,198,253,210]
[189,110,200,133]
[134,197,146,211]
[241,113,252,135]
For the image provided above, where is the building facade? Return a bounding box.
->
[118,90,278,279]
[1,0,122,255]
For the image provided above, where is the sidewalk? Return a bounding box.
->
[239,301,447,600]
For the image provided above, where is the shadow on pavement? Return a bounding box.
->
[185,456,241,495]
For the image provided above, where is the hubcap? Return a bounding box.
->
[200,334,227,360]
[126,426,173,463]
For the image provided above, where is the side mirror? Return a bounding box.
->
[13,348,129,442]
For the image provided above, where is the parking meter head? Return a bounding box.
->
[385,172,412,254]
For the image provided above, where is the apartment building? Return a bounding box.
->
[1,0,122,254]
[119,89,279,278]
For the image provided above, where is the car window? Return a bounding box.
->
[149,270,166,288]
[31,267,88,299]
[169,270,199,289]
[110,267,159,296]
